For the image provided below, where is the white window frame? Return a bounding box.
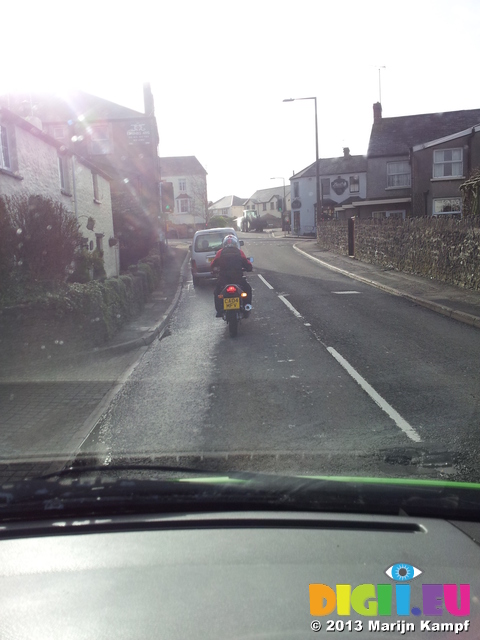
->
[293,181,299,198]
[58,156,70,193]
[1,125,11,170]
[349,175,360,193]
[90,124,111,155]
[387,161,411,188]
[433,197,462,216]
[53,126,65,141]
[433,148,463,178]
[179,178,187,192]
[180,198,190,213]
[92,173,100,202]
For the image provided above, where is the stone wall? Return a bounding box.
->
[317,218,480,290]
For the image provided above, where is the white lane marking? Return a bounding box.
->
[327,347,422,443]
[278,295,303,319]
[332,291,361,295]
[258,274,274,289]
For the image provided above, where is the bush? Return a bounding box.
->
[207,216,229,228]
[7,194,82,283]
[69,248,106,283]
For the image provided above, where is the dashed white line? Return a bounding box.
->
[278,295,303,319]
[258,274,274,289]
[326,347,422,443]
[332,291,361,295]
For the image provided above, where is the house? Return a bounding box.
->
[411,124,480,218]
[349,103,480,220]
[208,195,247,223]
[159,156,208,235]
[0,106,118,277]
[244,185,291,228]
[290,149,367,234]
[1,86,161,268]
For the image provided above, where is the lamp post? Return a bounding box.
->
[283,97,321,231]
[270,176,286,231]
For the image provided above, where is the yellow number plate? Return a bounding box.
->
[223,297,240,310]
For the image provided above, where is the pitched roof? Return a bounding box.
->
[209,195,247,209]
[0,106,113,181]
[292,154,367,180]
[159,156,207,176]
[0,91,144,123]
[368,107,480,157]
[246,185,291,203]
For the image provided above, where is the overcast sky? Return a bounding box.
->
[3,0,480,202]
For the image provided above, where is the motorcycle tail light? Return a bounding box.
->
[226,286,237,293]
[241,292,247,298]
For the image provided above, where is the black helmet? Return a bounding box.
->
[222,234,239,250]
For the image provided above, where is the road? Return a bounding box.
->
[81,232,480,480]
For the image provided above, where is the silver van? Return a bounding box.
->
[190,227,243,286]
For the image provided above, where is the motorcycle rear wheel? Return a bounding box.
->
[228,315,238,338]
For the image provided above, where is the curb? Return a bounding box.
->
[293,243,480,330]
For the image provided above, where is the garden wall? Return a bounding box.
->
[317,218,480,290]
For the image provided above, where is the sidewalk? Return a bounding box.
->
[0,243,190,482]
[290,238,480,329]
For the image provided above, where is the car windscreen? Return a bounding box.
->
[194,233,228,252]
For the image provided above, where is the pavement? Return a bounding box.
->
[1,233,480,482]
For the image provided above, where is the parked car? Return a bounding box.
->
[190,227,244,287]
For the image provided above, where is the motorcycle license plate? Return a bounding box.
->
[223,297,240,310]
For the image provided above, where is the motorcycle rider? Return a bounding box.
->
[210,234,253,317]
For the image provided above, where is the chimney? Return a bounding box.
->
[343,147,350,158]
[143,82,155,116]
[373,102,382,124]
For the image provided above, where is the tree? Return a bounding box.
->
[6,194,82,282]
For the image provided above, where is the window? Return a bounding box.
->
[433,148,463,178]
[179,178,186,192]
[1,125,11,169]
[95,234,104,254]
[321,178,330,196]
[92,173,100,202]
[53,127,65,141]
[293,181,299,198]
[387,161,411,187]
[270,202,275,210]
[90,125,111,155]
[58,156,70,193]
[349,175,360,193]
[433,197,462,216]
[180,199,190,213]
[262,203,267,211]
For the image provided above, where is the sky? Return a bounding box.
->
[3,0,480,203]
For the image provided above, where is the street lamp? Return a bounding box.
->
[283,97,321,231]
[270,177,287,231]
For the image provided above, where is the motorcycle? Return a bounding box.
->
[218,282,252,338]
[214,259,253,338]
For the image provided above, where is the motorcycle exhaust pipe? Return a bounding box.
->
[244,304,252,311]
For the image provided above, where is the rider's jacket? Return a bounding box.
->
[210,247,252,284]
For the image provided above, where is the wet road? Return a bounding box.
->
[84,233,480,480]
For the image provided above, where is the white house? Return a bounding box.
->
[244,185,291,225]
[0,106,119,277]
[159,156,208,233]
[208,195,247,222]
[290,149,367,234]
